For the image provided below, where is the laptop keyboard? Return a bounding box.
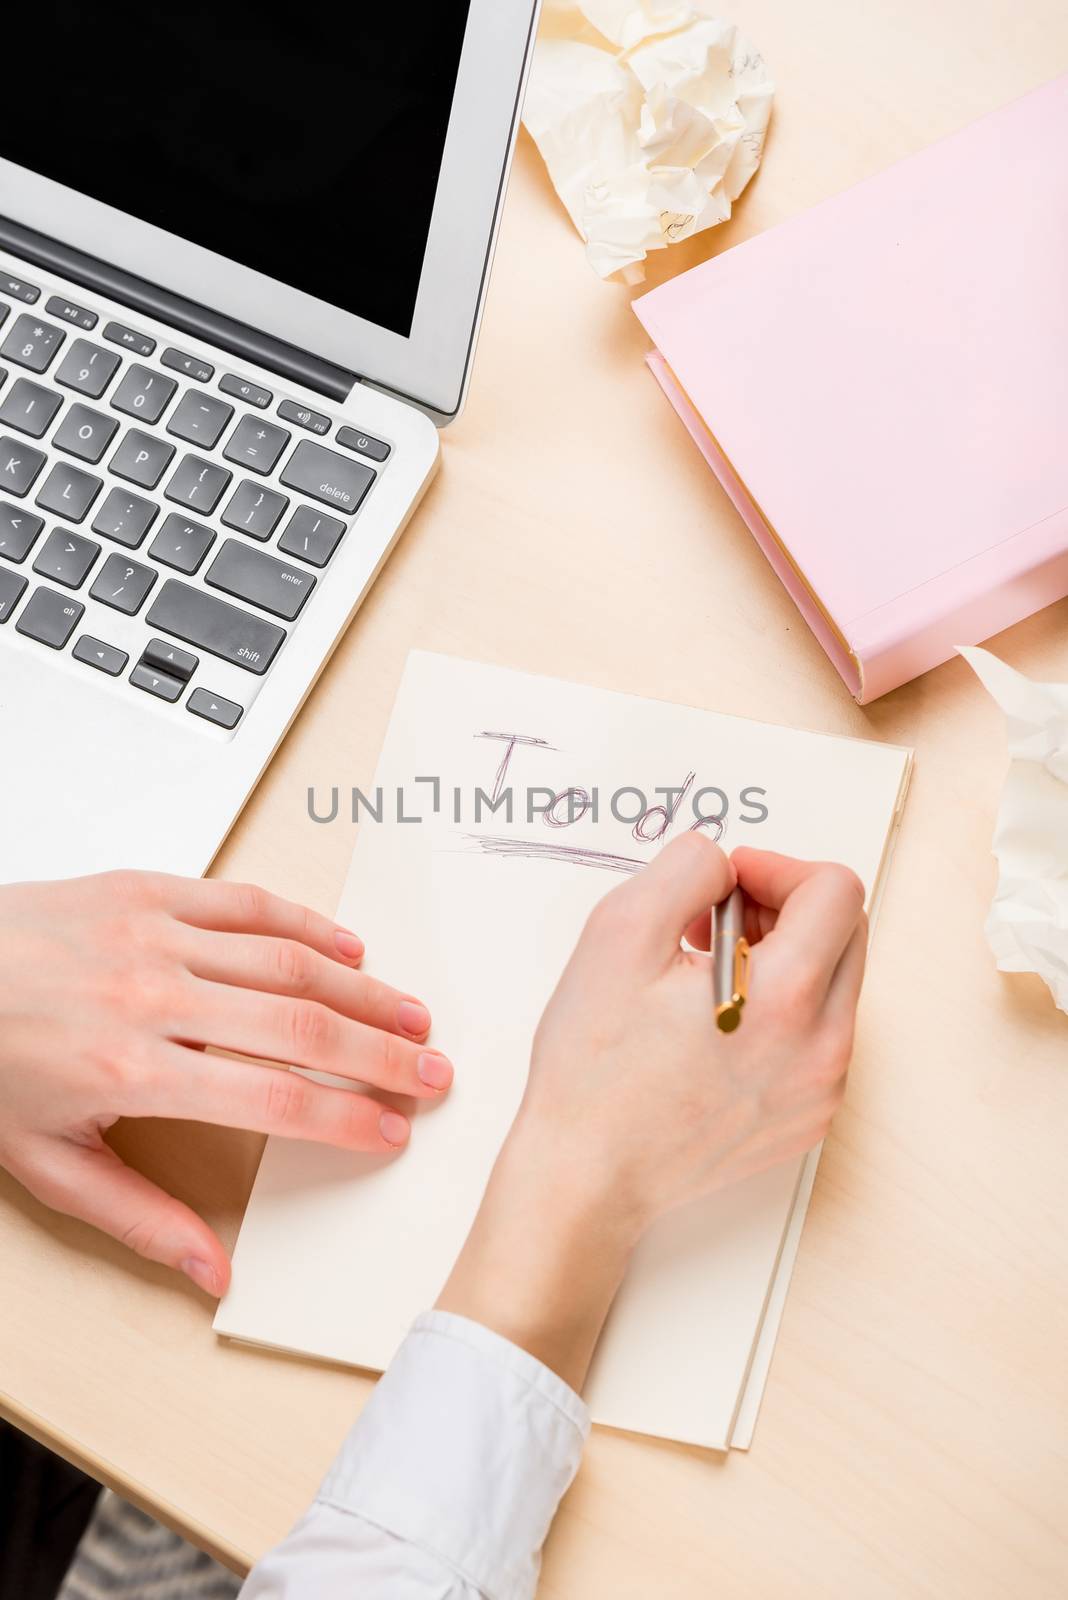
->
[0,272,391,732]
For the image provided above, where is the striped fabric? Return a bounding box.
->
[58,1492,240,1600]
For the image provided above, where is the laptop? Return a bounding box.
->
[0,2,539,883]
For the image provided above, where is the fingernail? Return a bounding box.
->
[180,1257,219,1296]
[379,1110,410,1147]
[397,999,431,1036]
[334,929,365,961]
[417,1051,453,1091]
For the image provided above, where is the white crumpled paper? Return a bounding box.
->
[522,1,774,283]
[961,646,1068,1016]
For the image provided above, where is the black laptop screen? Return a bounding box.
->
[1,2,471,339]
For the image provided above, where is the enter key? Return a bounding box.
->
[205,538,316,621]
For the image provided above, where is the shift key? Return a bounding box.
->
[279,439,375,514]
[146,578,285,674]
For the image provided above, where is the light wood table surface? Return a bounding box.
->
[3,5,1067,1596]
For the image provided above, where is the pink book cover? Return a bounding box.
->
[633,75,1068,703]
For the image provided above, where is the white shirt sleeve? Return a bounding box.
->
[239,1310,590,1600]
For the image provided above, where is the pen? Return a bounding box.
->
[712,885,750,1033]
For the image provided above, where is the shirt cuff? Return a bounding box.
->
[317,1310,590,1600]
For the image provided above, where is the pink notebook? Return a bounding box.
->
[634,76,1068,703]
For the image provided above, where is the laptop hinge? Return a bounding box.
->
[0,214,359,404]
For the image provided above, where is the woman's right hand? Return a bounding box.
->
[521,833,867,1228]
[437,833,867,1388]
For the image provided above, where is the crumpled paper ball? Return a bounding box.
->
[961,646,1068,1018]
[522,1,774,283]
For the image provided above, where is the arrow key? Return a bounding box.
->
[130,661,184,702]
[143,637,198,681]
[187,687,243,730]
[73,635,128,676]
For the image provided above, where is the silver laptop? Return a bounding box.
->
[0,3,539,882]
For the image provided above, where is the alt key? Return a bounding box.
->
[188,686,243,729]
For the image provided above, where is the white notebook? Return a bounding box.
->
[216,653,912,1450]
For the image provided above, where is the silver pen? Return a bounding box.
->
[712,885,750,1033]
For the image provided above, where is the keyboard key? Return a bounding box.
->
[279,440,375,515]
[130,662,184,702]
[167,391,233,449]
[277,505,346,567]
[188,686,242,729]
[52,402,119,463]
[278,399,330,436]
[0,568,27,622]
[0,378,63,438]
[35,461,102,523]
[143,637,198,680]
[220,374,271,409]
[45,296,98,332]
[0,502,43,562]
[146,579,285,674]
[166,454,231,513]
[55,339,121,398]
[1,315,65,373]
[89,552,157,614]
[1,275,40,304]
[223,415,289,475]
[32,528,100,588]
[221,480,288,541]
[91,487,158,548]
[162,347,213,383]
[337,426,391,464]
[205,538,316,621]
[73,635,128,675]
[0,308,7,333]
[104,321,155,357]
[111,364,177,424]
[110,429,175,488]
[15,585,83,647]
[0,436,47,497]
[148,512,214,573]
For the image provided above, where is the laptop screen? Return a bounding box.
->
[1,3,471,341]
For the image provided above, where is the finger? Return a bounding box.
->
[182,980,452,1097]
[683,888,772,953]
[600,833,736,963]
[732,849,866,983]
[155,876,365,965]
[139,1043,413,1152]
[25,1138,231,1296]
[179,928,431,1041]
[742,897,779,947]
[822,919,868,1027]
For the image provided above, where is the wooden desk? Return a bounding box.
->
[3,5,1067,1595]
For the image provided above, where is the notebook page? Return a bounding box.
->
[217,652,910,1449]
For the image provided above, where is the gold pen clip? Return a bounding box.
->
[733,937,751,1009]
[715,937,750,1034]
